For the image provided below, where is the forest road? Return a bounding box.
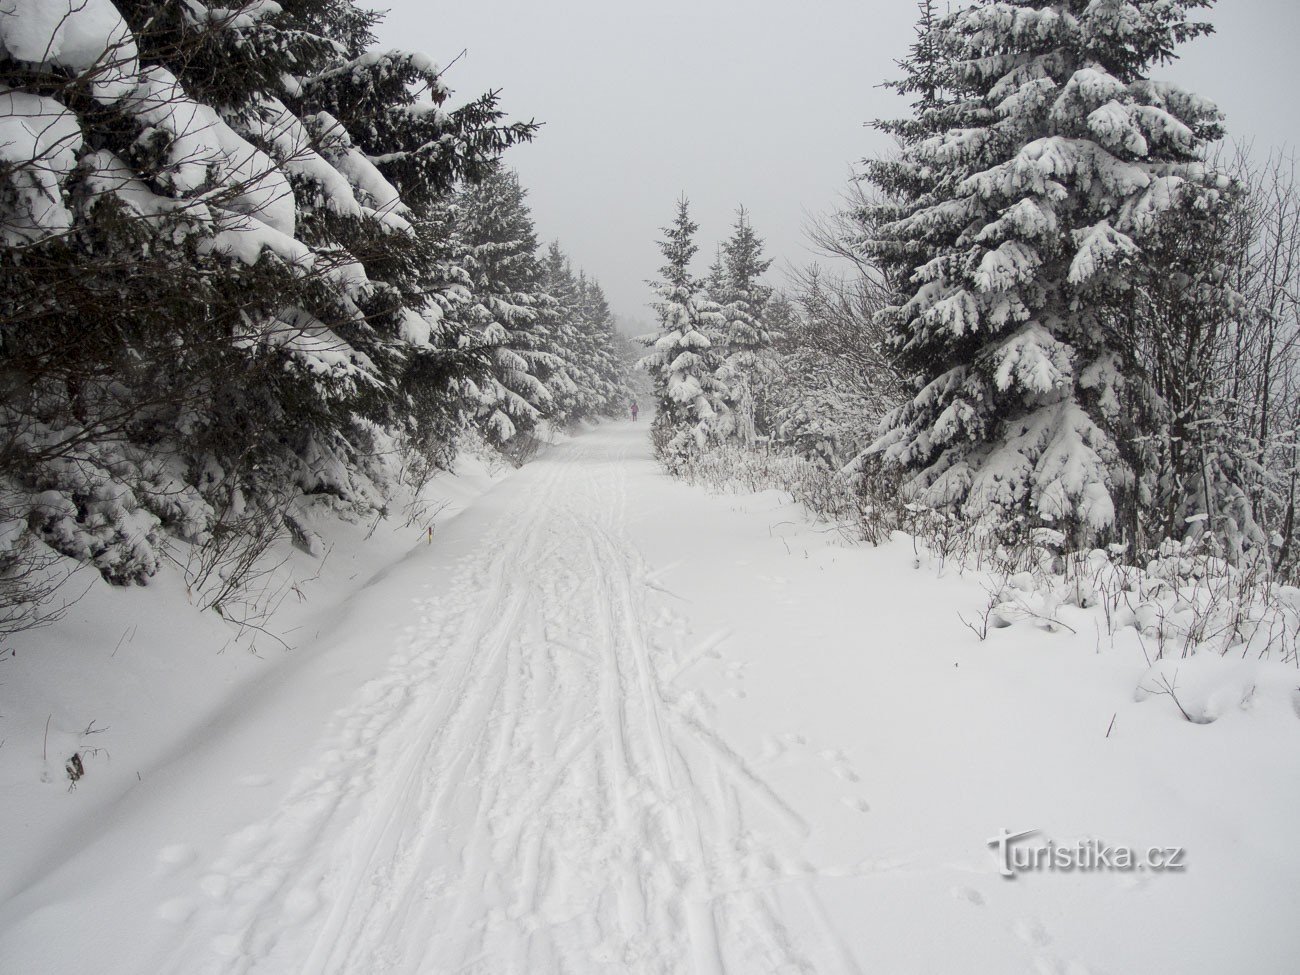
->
[161,421,858,975]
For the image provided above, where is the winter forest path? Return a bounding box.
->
[7,422,1294,975]
[155,422,859,975]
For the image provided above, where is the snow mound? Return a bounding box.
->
[0,0,139,103]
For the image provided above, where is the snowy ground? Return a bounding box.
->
[2,421,1298,974]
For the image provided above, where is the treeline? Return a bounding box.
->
[0,0,628,631]
[644,0,1300,578]
[639,198,897,473]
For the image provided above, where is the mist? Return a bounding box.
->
[374,0,1300,323]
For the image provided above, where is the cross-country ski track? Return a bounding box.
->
[2,421,1298,975]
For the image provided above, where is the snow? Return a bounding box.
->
[318,118,407,218]
[0,0,139,104]
[183,0,283,30]
[242,98,363,220]
[202,209,313,269]
[991,322,1073,394]
[0,87,81,242]
[125,67,296,236]
[397,305,440,348]
[1,422,1297,973]
[973,239,1042,293]
[1086,101,1150,157]
[80,149,198,222]
[265,308,375,386]
[1068,219,1140,285]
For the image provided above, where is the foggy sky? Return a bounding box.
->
[373,1,1300,327]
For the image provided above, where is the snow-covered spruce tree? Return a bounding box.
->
[575,274,632,418]
[0,0,533,608]
[536,243,629,424]
[452,166,555,446]
[704,244,728,302]
[640,198,727,468]
[534,244,584,422]
[712,208,777,445]
[292,15,536,470]
[864,0,1236,547]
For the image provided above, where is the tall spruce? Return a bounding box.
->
[536,244,628,424]
[453,167,555,445]
[864,0,1234,545]
[573,271,630,419]
[0,0,534,596]
[641,198,726,465]
[714,208,776,445]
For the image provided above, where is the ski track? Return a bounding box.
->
[163,429,856,975]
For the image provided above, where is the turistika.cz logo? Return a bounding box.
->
[988,828,1186,879]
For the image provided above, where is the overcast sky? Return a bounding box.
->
[374,0,1300,326]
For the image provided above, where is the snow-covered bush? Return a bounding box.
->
[968,536,1300,669]
[766,277,900,468]
[758,181,907,467]
[683,437,1300,669]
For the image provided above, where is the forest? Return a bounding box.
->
[1,0,632,633]
[2,2,1298,974]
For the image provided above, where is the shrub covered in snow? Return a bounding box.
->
[687,438,1300,685]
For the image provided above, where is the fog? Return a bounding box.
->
[374,0,1300,326]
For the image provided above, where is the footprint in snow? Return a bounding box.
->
[282,885,321,923]
[1012,917,1053,947]
[226,822,271,855]
[951,884,985,906]
[759,735,786,761]
[155,844,195,874]
[155,896,197,924]
[841,797,870,814]
[200,873,230,901]
[1032,954,1094,975]
[209,933,242,958]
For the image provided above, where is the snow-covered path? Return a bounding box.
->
[4,421,1299,975]
[156,424,840,975]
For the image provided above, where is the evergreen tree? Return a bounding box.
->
[453,167,555,444]
[0,0,534,594]
[864,0,1232,545]
[537,243,585,421]
[575,274,631,417]
[537,243,630,424]
[704,245,728,301]
[640,197,726,466]
[715,207,776,444]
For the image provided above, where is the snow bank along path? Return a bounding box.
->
[165,422,852,974]
[4,420,1298,974]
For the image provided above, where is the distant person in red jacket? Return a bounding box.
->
[630,400,639,422]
